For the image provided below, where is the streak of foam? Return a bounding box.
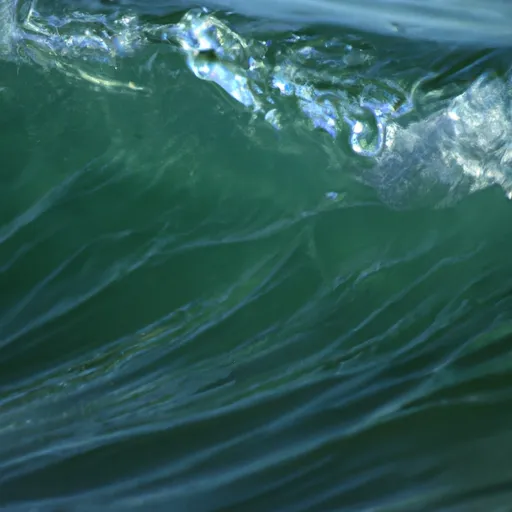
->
[0,0,16,58]
[373,73,512,207]
[7,1,148,89]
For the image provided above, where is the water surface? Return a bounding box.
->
[2,2,512,510]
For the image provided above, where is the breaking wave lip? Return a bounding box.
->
[170,9,512,208]
[66,0,512,47]
[2,3,512,209]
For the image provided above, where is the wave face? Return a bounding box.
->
[2,2,512,511]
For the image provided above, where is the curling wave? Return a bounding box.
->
[2,1,512,208]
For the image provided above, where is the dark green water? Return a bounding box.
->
[2,6,512,511]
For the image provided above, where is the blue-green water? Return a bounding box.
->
[2,2,512,511]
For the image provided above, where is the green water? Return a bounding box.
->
[2,11,512,510]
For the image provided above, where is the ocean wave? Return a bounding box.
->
[2,3,512,510]
[2,4,511,208]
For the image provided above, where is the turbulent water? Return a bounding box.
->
[2,0,512,510]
